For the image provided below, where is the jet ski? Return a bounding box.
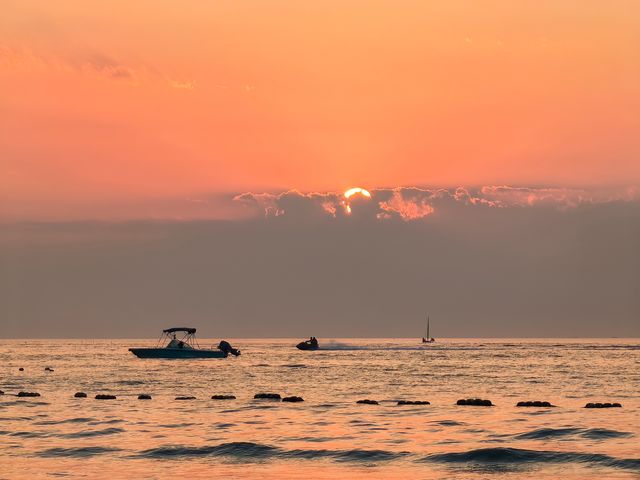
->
[296,337,319,350]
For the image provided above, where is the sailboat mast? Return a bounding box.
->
[426,315,430,339]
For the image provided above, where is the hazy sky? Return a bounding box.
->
[1,1,639,337]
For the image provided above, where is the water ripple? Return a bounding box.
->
[424,447,640,471]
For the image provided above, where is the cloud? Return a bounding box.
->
[168,79,196,90]
[0,43,198,89]
[234,185,640,221]
[80,52,135,80]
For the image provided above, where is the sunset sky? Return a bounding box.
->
[1,1,639,337]
[2,0,639,220]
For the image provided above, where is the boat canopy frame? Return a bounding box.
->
[157,327,201,349]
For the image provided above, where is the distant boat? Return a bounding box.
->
[422,316,435,343]
[296,337,319,350]
[129,327,240,358]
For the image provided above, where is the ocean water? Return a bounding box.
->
[1,338,638,479]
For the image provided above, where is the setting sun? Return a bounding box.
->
[344,187,372,199]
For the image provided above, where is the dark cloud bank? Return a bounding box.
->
[1,186,639,338]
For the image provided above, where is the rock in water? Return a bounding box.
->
[282,396,304,402]
[397,400,430,405]
[517,401,553,407]
[138,394,152,400]
[585,402,622,408]
[254,393,281,400]
[95,394,116,400]
[211,395,236,400]
[17,391,41,397]
[356,399,379,405]
[74,392,87,398]
[175,396,196,400]
[457,398,493,406]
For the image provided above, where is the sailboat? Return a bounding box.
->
[422,315,435,343]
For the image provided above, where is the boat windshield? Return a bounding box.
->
[166,338,194,349]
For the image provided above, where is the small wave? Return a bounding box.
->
[35,417,95,426]
[424,447,640,471]
[158,423,195,429]
[433,420,465,427]
[581,428,633,440]
[139,442,277,459]
[137,441,406,463]
[516,427,582,440]
[62,427,125,438]
[38,446,122,458]
[516,427,632,440]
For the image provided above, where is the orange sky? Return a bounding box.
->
[1,0,639,220]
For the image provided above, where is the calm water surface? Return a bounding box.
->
[1,338,639,479]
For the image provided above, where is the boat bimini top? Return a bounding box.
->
[159,327,200,349]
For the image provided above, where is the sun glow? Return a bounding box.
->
[343,187,371,215]
[344,187,371,199]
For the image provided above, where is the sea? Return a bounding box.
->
[1,338,638,479]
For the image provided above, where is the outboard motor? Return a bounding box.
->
[218,340,241,357]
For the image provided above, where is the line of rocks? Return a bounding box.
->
[0,390,624,408]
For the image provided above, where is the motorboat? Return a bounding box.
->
[129,327,240,359]
[296,337,319,350]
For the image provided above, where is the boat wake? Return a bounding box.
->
[317,341,433,351]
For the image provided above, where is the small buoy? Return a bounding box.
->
[211,395,236,400]
[397,400,430,405]
[585,402,622,408]
[74,392,87,398]
[254,393,281,400]
[17,391,41,397]
[18,367,24,371]
[95,394,116,400]
[282,396,304,402]
[516,401,553,407]
[356,399,379,405]
[457,398,493,406]
[175,396,196,400]
[138,394,152,400]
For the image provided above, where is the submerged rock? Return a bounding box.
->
[211,395,236,400]
[74,392,87,398]
[282,396,304,403]
[585,402,622,408]
[254,393,281,400]
[397,400,430,405]
[95,394,116,400]
[175,396,196,400]
[18,391,41,397]
[516,401,553,407]
[138,394,152,400]
[456,398,493,406]
[356,399,379,405]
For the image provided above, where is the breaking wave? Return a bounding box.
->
[137,441,407,463]
[424,447,640,471]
